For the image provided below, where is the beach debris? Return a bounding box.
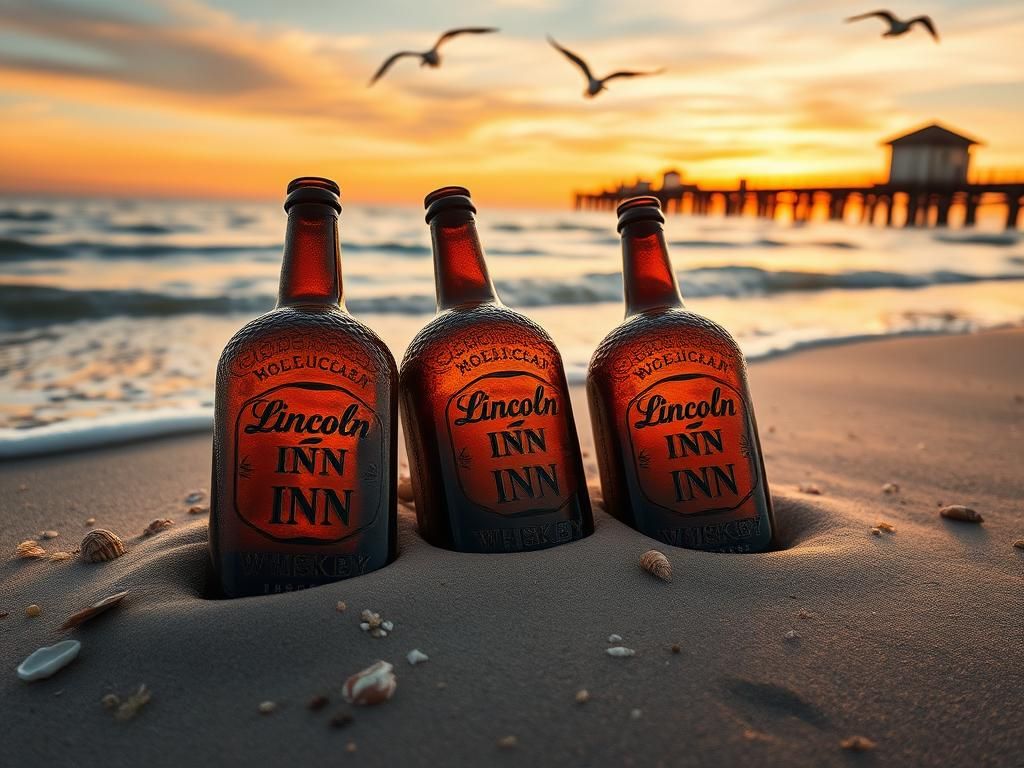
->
[670,644,682,654]
[336,601,348,612]
[575,689,590,704]
[114,684,151,721]
[307,694,329,711]
[359,609,392,638]
[639,549,672,582]
[49,551,74,562]
[80,529,127,563]
[607,634,623,643]
[497,735,518,750]
[185,489,207,505]
[397,477,414,503]
[1013,539,1024,550]
[798,483,823,495]
[784,630,801,641]
[85,518,96,526]
[343,660,396,706]
[187,505,208,515]
[142,518,174,536]
[939,505,983,523]
[870,527,882,536]
[258,700,278,715]
[16,540,46,559]
[630,708,643,720]
[26,604,41,617]
[61,590,129,630]
[16,640,81,682]
[407,649,429,666]
[101,693,120,710]
[840,735,877,752]
[40,530,59,540]
[330,712,354,729]
[876,521,897,533]
[882,482,900,495]
[607,646,635,658]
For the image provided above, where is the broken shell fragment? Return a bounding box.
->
[342,660,396,706]
[61,590,129,630]
[939,505,983,523]
[17,640,81,682]
[49,551,74,562]
[639,549,672,582]
[16,540,46,559]
[142,518,174,536]
[606,646,635,658]
[406,649,429,666]
[876,521,896,533]
[80,529,126,563]
[1013,539,1024,550]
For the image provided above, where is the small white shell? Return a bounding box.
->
[343,660,396,706]
[406,649,429,666]
[17,640,81,681]
[606,646,635,658]
[382,620,394,632]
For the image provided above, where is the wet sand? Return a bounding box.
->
[2,329,1023,766]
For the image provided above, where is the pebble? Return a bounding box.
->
[575,689,590,704]
[630,708,643,720]
[40,530,59,540]
[607,646,635,658]
[670,644,682,654]
[188,505,208,515]
[336,601,347,612]
[16,640,81,681]
[607,634,623,643]
[85,518,96,526]
[407,649,429,666]
[882,482,900,495]
[25,604,41,617]
[258,701,277,715]
[939,505,983,523]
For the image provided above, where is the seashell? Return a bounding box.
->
[840,735,877,752]
[639,549,672,582]
[875,521,896,533]
[342,660,396,706]
[142,518,174,536]
[397,477,414,503]
[939,505,983,523]
[882,482,900,495]
[406,649,429,666]
[16,540,46,559]
[61,590,129,630]
[80,529,127,563]
[115,684,151,720]
[17,640,81,682]
[606,646,635,658]
[40,530,59,539]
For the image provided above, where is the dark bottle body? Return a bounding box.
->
[400,187,593,553]
[587,198,774,553]
[210,178,397,597]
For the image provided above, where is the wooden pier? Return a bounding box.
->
[575,124,1024,230]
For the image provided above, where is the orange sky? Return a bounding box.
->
[1,0,1023,207]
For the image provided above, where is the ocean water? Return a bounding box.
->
[2,197,1022,458]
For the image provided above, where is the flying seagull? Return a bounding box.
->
[547,36,664,98]
[369,27,499,85]
[845,10,939,42]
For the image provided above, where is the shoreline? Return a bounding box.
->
[2,328,1023,766]
[3,323,1020,461]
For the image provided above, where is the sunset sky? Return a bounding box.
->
[1,0,1022,207]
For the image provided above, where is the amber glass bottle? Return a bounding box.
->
[210,177,397,597]
[400,186,593,553]
[587,197,774,553]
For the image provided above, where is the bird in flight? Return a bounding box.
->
[845,10,939,42]
[547,36,664,98]
[369,27,499,85]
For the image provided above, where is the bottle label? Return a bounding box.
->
[626,373,758,515]
[446,371,577,515]
[231,382,384,543]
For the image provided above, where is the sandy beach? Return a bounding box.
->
[2,329,1022,767]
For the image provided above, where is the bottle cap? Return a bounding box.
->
[424,186,477,223]
[616,196,665,232]
[285,177,342,213]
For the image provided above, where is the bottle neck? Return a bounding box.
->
[621,219,684,316]
[430,209,498,310]
[277,203,344,308]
